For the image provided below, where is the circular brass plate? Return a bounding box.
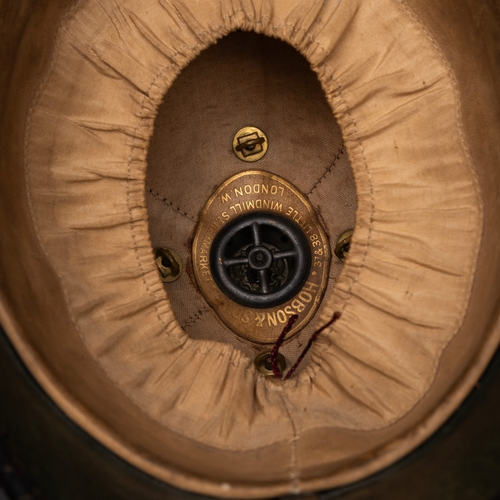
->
[232,126,268,162]
[192,171,330,344]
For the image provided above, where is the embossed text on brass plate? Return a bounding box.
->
[192,171,330,344]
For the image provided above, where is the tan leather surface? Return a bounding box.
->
[0,1,498,498]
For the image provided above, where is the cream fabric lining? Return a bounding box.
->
[22,0,482,494]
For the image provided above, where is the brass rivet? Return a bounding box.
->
[334,230,354,262]
[254,351,286,377]
[232,126,268,162]
[154,247,182,283]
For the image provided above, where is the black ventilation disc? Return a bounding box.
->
[210,212,311,308]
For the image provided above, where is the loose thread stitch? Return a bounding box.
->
[270,314,299,379]
[271,312,342,380]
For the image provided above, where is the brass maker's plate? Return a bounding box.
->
[192,171,330,344]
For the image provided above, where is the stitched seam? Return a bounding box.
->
[124,28,244,356]
[280,389,300,494]
[389,0,485,423]
[268,21,330,57]
[395,2,484,238]
[126,63,180,338]
[147,187,197,222]
[182,307,210,329]
[227,7,331,59]
[307,145,346,195]
[395,2,483,209]
[305,66,375,380]
[20,0,163,431]
[24,0,85,334]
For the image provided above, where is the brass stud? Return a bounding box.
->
[232,126,268,162]
[154,247,182,283]
[334,230,354,262]
[254,351,286,378]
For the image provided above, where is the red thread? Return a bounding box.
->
[270,314,298,378]
[271,312,341,380]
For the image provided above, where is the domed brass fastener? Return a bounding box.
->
[334,230,353,262]
[254,351,286,377]
[232,126,268,162]
[154,247,182,283]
